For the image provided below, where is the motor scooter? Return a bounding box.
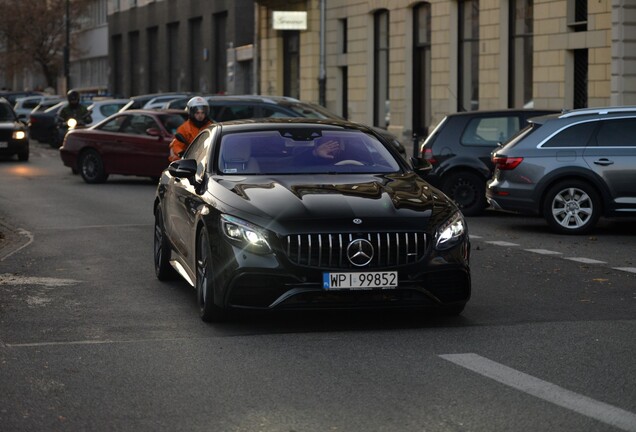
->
[50,110,92,148]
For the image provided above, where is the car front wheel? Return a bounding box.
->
[442,171,486,216]
[79,149,108,183]
[154,207,176,280]
[543,180,601,234]
[196,227,228,322]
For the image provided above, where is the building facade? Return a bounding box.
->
[107,0,255,97]
[255,0,636,151]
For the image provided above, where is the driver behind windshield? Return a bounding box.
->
[294,136,345,165]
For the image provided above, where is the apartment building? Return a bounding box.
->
[107,0,255,97]
[255,0,636,147]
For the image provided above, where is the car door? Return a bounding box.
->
[164,129,213,261]
[583,117,636,212]
[100,113,169,176]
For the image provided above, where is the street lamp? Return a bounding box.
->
[64,0,70,92]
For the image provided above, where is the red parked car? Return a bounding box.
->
[60,109,187,183]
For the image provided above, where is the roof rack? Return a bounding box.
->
[560,106,636,118]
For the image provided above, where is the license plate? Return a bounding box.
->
[323,271,398,290]
[0,142,7,148]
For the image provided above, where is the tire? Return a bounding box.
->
[154,207,176,280]
[79,149,108,183]
[542,180,601,234]
[196,226,228,322]
[441,171,486,216]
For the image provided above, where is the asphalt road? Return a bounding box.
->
[0,141,635,432]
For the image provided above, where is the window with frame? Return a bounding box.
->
[460,116,521,146]
[374,9,390,128]
[458,0,479,111]
[593,119,636,147]
[542,121,597,148]
[509,0,533,108]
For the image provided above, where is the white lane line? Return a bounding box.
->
[485,241,520,247]
[613,267,636,274]
[0,228,33,262]
[440,353,636,432]
[0,273,80,287]
[469,235,483,239]
[525,249,562,255]
[565,257,607,265]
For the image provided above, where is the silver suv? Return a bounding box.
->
[487,106,636,234]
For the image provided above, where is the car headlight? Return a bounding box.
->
[12,130,27,140]
[435,211,466,250]
[221,214,272,254]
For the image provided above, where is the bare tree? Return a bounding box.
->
[0,0,88,89]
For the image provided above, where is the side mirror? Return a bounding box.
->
[168,159,197,179]
[410,156,432,175]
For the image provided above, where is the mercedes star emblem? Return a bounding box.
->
[346,239,374,267]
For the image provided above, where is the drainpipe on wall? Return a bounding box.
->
[318,0,326,106]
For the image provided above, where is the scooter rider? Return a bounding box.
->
[169,96,213,162]
[59,89,92,126]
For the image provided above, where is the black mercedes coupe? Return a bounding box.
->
[154,118,471,322]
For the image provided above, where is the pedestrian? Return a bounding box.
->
[169,96,213,162]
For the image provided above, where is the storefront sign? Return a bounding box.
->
[273,11,307,30]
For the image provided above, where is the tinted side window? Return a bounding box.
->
[183,130,210,163]
[593,118,636,147]
[460,116,520,146]
[215,105,255,122]
[99,115,127,133]
[542,121,597,148]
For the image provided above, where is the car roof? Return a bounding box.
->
[442,108,559,118]
[211,117,374,133]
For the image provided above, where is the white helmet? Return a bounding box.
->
[186,96,209,120]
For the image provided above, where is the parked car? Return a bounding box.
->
[14,95,63,121]
[87,98,130,125]
[419,109,558,215]
[203,95,407,156]
[153,118,471,322]
[0,90,43,106]
[28,101,65,144]
[143,94,191,109]
[119,92,194,111]
[487,106,636,234]
[0,97,30,161]
[59,109,187,183]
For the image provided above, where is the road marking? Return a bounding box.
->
[613,267,636,274]
[440,353,636,432]
[469,234,483,239]
[565,257,607,265]
[0,273,80,287]
[0,228,33,261]
[525,248,562,255]
[485,241,520,247]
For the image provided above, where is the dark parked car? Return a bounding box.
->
[60,109,187,183]
[203,95,407,156]
[0,97,30,161]
[487,106,636,234]
[154,118,471,322]
[419,109,558,215]
[119,92,194,111]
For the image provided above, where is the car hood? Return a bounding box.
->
[0,121,22,129]
[209,172,455,233]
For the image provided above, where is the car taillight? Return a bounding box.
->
[492,156,523,170]
[422,148,437,164]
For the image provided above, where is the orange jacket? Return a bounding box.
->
[168,119,212,162]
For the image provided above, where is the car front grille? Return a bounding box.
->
[283,232,427,269]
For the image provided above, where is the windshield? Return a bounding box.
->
[218,129,401,175]
[0,104,16,121]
